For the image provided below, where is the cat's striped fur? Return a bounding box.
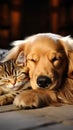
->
[0,52,30,105]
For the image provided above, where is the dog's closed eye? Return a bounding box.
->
[27,54,39,63]
[51,56,62,68]
[29,58,36,62]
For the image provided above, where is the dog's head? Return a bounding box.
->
[5,33,73,90]
[25,36,68,90]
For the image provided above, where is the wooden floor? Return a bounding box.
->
[0,104,73,130]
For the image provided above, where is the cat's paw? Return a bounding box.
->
[0,94,14,105]
[13,90,41,109]
[0,96,7,105]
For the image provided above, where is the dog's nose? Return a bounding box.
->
[37,76,52,88]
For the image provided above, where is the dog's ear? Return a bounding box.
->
[59,37,73,79]
[67,51,73,79]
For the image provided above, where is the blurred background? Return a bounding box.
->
[0,0,73,49]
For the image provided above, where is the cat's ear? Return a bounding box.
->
[16,51,26,65]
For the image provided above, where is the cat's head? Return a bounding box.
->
[0,52,29,91]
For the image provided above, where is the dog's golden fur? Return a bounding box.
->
[4,33,73,108]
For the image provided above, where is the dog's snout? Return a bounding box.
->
[37,76,52,88]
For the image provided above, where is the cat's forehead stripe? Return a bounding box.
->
[4,62,10,75]
[4,60,15,75]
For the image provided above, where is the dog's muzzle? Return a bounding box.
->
[37,75,52,88]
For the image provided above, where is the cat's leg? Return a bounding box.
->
[0,87,11,95]
[0,91,19,105]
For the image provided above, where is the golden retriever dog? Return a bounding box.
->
[4,33,73,108]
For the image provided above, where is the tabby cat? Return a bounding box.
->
[0,52,30,105]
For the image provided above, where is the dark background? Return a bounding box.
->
[0,0,73,49]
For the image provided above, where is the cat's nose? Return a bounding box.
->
[11,79,16,85]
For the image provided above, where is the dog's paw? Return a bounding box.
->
[13,90,40,109]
